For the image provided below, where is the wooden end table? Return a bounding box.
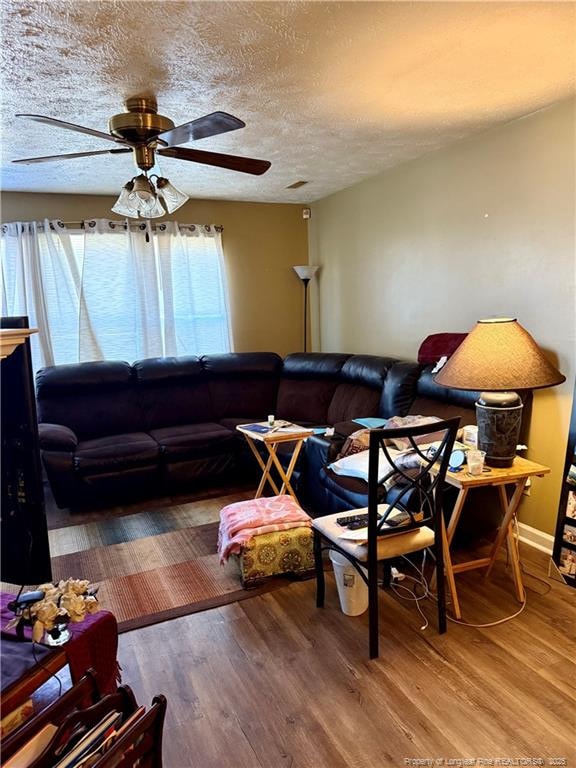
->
[441,455,550,618]
[236,423,314,502]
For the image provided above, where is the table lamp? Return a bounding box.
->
[434,318,565,467]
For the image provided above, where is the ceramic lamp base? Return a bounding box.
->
[476,392,523,468]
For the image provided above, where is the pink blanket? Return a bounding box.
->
[218,495,312,564]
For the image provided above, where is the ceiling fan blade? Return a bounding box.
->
[155,111,245,147]
[12,148,132,164]
[159,146,271,176]
[16,114,130,145]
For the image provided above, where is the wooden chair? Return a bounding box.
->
[312,417,460,659]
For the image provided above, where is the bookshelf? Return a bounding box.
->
[552,378,576,587]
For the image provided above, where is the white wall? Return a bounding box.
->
[310,98,575,534]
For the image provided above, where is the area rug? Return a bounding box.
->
[4,493,289,634]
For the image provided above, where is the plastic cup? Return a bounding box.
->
[268,414,275,427]
[466,449,486,475]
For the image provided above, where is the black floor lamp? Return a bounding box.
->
[293,265,319,352]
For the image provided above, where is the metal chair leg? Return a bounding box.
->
[435,537,447,634]
[368,561,380,659]
[313,530,325,608]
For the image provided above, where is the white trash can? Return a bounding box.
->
[329,550,369,616]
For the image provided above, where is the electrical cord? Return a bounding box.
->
[382,553,432,631]
[380,516,554,631]
[391,577,430,631]
[31,640,63,697]
[387,548,530,630]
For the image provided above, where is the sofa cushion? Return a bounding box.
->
[150,423,236,458]
[411,366,478,425]
[276,353,350,425]
[36,361,143,440]
[74,432,160,474]
[327,383,381,425]
[133,356,215,429]
[328,355,410,424]
[202,353,282,420]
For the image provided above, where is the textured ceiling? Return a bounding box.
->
[1,1,575,204]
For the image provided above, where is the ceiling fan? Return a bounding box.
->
[12,96,271,176]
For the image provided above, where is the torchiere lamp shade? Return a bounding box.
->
[434,318,565,467]
[293,265,320,282]
[293,265,320,352]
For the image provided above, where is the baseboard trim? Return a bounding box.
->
[517,522,554,555]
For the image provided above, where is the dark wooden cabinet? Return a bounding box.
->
[1,316,52,585]
[552,378,576,587]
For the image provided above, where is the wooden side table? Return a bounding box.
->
[1,594,120,715]
[442,455,550,616]
[236,423,314,502]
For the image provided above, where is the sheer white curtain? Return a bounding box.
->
[1,218,232,371]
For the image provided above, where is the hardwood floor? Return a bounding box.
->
[118,543,576,768]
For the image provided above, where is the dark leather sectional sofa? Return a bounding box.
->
[36,351,478,513]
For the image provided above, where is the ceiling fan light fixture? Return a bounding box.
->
[112,174,167,219]
[155,176,189,214]
[111,180,137,216]
[144,195,168,219]
[129,174,156,206]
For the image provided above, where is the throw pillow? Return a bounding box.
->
[384,415,444,451]
[337,428,372,460]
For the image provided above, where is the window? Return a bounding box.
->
[1,219,232,370]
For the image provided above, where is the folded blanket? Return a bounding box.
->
[218,495,312,564]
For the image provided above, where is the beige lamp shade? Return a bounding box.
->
[434,318,565,391]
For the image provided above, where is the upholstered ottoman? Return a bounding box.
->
[218,495,315,587]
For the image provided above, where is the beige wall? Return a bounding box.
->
[0,193,309,357]
[310,98,576,535]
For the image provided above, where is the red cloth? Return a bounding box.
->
[1,592,120,695]
[417,333,467,364]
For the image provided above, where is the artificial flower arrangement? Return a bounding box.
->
[7,578,100,643]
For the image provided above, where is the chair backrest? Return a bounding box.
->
[366,417,460,543]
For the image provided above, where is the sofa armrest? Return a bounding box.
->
[38,423,79,451]
[304,434,342,470]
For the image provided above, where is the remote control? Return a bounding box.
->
[336,514,369,527]
[347,518,370,530]
[383,511,411,527]
[336,510,414,530]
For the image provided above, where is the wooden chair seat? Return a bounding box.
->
[312,511,434,561]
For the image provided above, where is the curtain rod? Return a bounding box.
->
[2,220,223,232]
[62,221,223,232]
